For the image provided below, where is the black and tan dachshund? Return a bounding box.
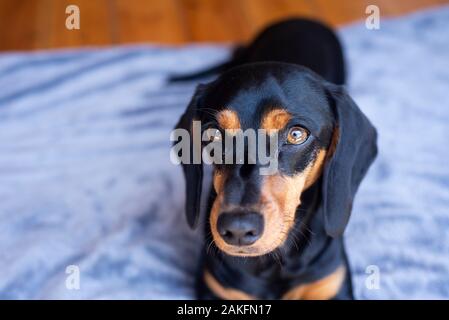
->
[173,18,377,300]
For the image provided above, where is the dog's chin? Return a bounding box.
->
[212,238,280,258]
[217,246,273,258]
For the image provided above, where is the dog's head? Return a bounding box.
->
[174,62,377,257]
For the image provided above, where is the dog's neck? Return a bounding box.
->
[204,181,345,299]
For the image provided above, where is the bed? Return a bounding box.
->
[0,6,448,299]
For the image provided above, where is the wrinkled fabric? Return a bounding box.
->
[0,6,448,299]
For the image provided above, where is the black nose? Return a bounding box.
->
[217,212,264,246]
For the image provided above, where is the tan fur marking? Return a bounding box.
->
[261,109,292,134]
[327,127,340,160]
[216,109,241,135]
[209,191,228,250]
[204,270,256,300]
[256,173,306,251]
[210,173,306,257]
[304,150,327,189]
[282,266,346,300]
[213,171,226,194]
[210,148,328,257]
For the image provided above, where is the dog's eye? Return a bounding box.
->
[287,126,308,144]
[207,129,222,142]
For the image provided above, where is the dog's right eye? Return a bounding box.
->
[287,126,309,144]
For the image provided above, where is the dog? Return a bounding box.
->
[173,18,377,300]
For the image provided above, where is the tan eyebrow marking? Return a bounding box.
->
[261,109,292,134]
[216,109,241,134]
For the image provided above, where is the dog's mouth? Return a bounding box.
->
[209,169,312,257]
[210,221,292,257]
[231,246,268,256]
[213,238,282,257]
[209,198,300,257]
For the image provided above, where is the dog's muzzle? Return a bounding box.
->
[216,211,264,246]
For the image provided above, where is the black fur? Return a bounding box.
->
[170,18,345,85]
[174,18,377,300]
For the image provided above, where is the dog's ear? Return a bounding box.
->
[174,84,207,229]
[321,85,377,237]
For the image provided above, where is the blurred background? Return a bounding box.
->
[0,0,446,50]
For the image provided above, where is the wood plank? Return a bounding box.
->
[179,0,248,42]
[315,0,448,27]
[379,0,448,16]
[34,0,53,49]
[44,0,113,49]
[313,0,372,26]
[0,0,39,50]
[0,0,446,50]
[239,0,317,38]
[114,0,187,44]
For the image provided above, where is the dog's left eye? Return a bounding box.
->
[287,126,309,144]
[207,128,222,142]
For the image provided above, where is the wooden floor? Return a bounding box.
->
[0,0,447,51]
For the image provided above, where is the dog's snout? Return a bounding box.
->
[217,212,264,246]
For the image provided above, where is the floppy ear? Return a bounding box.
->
[322,85,378,237]
[174,85,207,229]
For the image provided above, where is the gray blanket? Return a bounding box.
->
[0,6,448,299]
